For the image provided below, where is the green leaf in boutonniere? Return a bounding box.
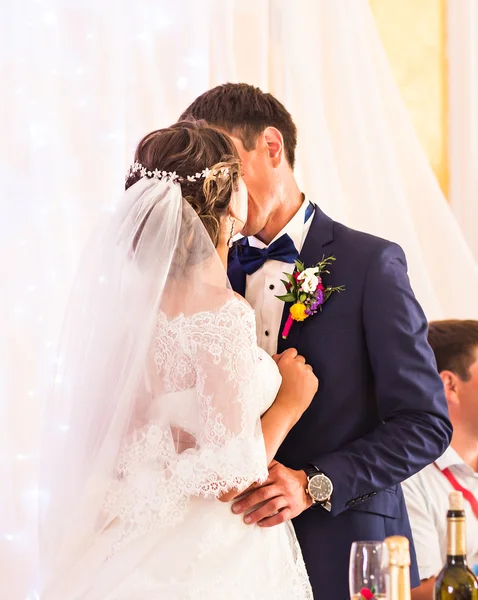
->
[276,292,296,303]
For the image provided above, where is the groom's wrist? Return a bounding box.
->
[297,469,313,510]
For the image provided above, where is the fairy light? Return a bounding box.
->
[16,454,33,461]
[2,1,206,597]
[177,76,188,90]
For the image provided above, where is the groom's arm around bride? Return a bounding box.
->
[232,241,452,525]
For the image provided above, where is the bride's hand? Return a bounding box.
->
[272,348,318,422]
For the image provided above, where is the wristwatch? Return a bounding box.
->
[304,466,333,511]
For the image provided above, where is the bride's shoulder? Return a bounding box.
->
[232,291,253,312]
[158,290,253,326]
[199,288,253,317]
[210,292,253,322]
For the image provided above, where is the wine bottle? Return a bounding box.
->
[384,535,411,600]
[435,491,478,599]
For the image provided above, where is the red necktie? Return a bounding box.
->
[434,462,478,519]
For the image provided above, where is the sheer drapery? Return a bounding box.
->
[446,0,478,261]
[2,1,478,598]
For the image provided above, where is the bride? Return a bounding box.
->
[39,120,317,599]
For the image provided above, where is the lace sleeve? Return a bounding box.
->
[184,299,269,496]
[103,299,268,544]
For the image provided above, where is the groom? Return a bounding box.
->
[180,84,452,598]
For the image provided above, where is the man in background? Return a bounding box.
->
[403,320,478,600]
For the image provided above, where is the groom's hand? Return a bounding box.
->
[231,460,312,527]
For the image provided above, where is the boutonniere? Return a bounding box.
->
[276,256,345,339]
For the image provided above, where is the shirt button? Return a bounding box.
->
[269,284,275,290]
[265,331,269,337]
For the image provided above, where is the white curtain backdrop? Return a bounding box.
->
[2,1,478,598]
[446,0,478,261]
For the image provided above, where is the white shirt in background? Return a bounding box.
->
[245,197,314,355]
[402,446,478,580]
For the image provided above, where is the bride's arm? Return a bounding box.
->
[218,349,318,502]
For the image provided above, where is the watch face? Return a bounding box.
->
[308,474,333,502]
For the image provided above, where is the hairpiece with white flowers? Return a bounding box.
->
[126,161,230,184]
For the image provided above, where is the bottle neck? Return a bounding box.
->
[388,565,411,600]
[447,511,467,560]
[446,555,468,567]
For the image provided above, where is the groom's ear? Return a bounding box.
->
[263,127,284,168]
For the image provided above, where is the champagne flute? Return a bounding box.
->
[349,541,387,599]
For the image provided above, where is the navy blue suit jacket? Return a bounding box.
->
[228,207,452,599]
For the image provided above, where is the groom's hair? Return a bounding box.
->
[428,320,478,381]
[179,83,298,168]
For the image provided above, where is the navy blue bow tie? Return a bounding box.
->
[236,201,315,275]
[237,234,299,275]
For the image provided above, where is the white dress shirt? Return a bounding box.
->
[245,197,314,356]
[402,446,478,580]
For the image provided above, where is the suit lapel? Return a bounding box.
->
[227,245,246,297]
[277,207,335,353]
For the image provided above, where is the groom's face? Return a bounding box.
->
[230,133,279,238]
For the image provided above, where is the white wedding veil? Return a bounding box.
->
[38,173,268,599]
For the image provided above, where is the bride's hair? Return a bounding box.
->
[126,120,242,247]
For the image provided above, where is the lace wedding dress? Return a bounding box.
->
[37,177,313,600]
[49,298,312,600]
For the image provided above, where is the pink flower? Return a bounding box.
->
[360,588,374,600]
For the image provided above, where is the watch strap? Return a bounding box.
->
[304,465,320,480]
